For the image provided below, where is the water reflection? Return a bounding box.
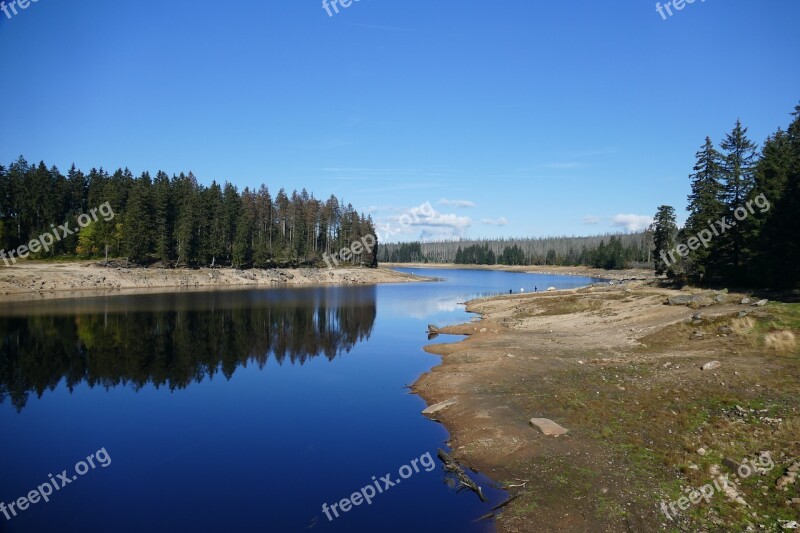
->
[0,287,376,412]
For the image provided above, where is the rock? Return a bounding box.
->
[723,457,741,472]
[702,361,722,371]
[529,418,569,437]
[741,297,751,305]
[692,312,704,320]
[479,328,487,333]
[668,294,714,307]
[738,311,749,318]
[668,295,696,306]
[422,398,459,415]
[427,324,440,333]
[697,448,707,456]
[718,325,733,335]
[752,299,769,307]
[777,462,800,491]
[506,353,515,358]
[715,294,728,303]
[547,287,557,292]
[691,331,705,340]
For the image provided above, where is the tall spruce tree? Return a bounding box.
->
[718,120,758,277]
[759,104,800,287]
[652,205,678,277]
[683,137,724,280]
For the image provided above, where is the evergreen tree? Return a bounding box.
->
[683,137,724,280]
[718,120,758,276]
[651,205,678,277]
[124,172,154,262]
[153,171,173,263]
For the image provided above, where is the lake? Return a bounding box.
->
[0,268,602,532]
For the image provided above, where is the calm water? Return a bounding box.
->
[0,268,601,533]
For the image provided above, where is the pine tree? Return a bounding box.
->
[684,137,724,280]
[124,172,154,263]
[153,171,173,263]
[718,120,758,276]
[759,104,800,287]
[652,205,678,277]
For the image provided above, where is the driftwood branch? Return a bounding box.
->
[438,448,486,502]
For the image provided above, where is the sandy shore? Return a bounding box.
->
[0,261,428,303]
[414,283,799,532]
[382,262,654,282]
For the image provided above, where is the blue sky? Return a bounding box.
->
[1,0,798,242]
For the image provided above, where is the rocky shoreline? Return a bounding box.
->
[414,282,799,531]
[0,261,428,303]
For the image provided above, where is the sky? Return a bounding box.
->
[1,0,798,243]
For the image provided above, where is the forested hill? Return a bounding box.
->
[0,159,377,268]
[380,233,652,270]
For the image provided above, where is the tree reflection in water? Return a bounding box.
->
[0,286,376,412]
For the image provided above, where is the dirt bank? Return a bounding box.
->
[382,263,653,282]
[0,261,427,303]
[414,283,800,532]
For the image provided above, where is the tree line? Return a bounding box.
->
[0,158,378,268]
[651,103,800,288]
[380,233,652,270]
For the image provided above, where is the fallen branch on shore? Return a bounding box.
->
[437,448,486,502]
[475,493,522,521]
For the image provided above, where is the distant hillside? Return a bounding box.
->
[379,232,652,270]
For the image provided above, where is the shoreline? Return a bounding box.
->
[0,261,430,303]
[382,262,653,282]
[413,282,799,531]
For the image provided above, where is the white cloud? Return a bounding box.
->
[610,214,653,232]
[583,215,600,225]
[482,217,508,226]
[375,202,471,242]
[438,198,476,208]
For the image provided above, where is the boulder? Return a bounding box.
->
[752,299,769,307]
[529,418,569,437]
[668,295,696,306]
[427,324,440,333]
[741,297,751,305]
[422,398,458,415]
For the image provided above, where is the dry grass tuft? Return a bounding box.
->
[730,316,756,336]
[764,330,797,354]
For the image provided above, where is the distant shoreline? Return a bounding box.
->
[0,261,429,303]
[382,262,654,281]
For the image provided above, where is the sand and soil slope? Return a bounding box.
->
[414,283,800,532]
[0,261,425,302]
